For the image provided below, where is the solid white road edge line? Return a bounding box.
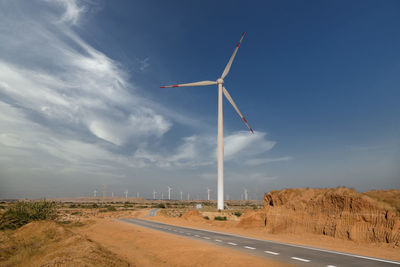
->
[291,257,310,262]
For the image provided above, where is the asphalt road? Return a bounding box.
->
[119,218,400,267]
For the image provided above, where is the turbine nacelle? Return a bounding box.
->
[217,78,224,84]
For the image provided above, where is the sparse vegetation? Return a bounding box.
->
[157,203,166,209]
[214,216,227,221]
[234,211,242,217]
[0,200,57,230]
[203,216,210,220]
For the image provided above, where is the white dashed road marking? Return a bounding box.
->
[194,235,200,237]
[291,257,311,262]
[203,237,210,239]
[264,251,279,255]
[215,239,222,242]
[244,246,256,250]
[227,242,237,246]
[327,265,337,267]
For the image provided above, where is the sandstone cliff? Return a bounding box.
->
[263,188,400,246]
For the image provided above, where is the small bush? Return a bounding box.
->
[0,200,57,230]
[69,204,77,208]
[203,216,210,220]
[71,211,81,215]
[234,211,242,217]
[156,203,166,209]
[214,216,227,221]
[107,206,117,211]
[91,203,99,208]
[124,203,133,208]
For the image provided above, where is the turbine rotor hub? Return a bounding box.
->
[217,78,224,84]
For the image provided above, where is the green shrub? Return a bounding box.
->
[214,216,227,221]
[203,216,210,220]
[107,206,117,211]
[234,211,242,217]
[156,203,166,209]
[124,203,133,208]
[91,203,99,208]
[0,200,57,230]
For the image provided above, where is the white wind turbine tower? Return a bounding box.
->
[167,186,172,200]
[180,191,183,200]
[93,189,97,197]
[207,188,211,201]
[244,188,248,201]
[161,33,253,210]
[124,190,128,200]
[153,190,157,200]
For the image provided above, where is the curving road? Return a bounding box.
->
[120,218,400,267]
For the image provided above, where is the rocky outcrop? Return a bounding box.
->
[263,188,400,245]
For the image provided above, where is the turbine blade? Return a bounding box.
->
[160,80,217,88]
[223,86,254,134]
[221,32,246,79]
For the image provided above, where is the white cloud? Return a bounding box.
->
[132,131,277,168]
[55,0,86,25]
[224,131,276,160]
[244,156,292,166]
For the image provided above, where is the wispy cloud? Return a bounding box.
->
[245,156,292,166]
[0,1,285,197]
[132,131,277,168]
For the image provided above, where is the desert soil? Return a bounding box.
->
[71,217,291,267]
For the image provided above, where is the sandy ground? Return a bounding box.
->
[146,211,400,261]
[72,217,291,267]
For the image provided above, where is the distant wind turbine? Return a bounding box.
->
[124,190,128,200]
[153,190,157,200]
[207,188,211,201]
[161,33,253,210]
[244,188,248,201]
[180,191,183,200]
[167,186,172,200]
[93,189,97,197]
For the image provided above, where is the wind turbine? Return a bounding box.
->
[153,190,157,200]
[244,188,248,201]
[207,188,211,201]
[167,186,172,200]
[180,191,183,200]
[124,190,128,200]
[93,189,97,197]
[161,33,253,210]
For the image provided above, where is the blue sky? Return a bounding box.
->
[0,0,399,199]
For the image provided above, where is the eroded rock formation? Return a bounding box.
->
[263,188,400,245]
